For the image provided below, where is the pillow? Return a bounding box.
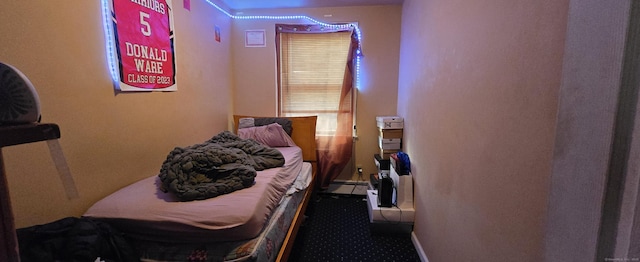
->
[253,118,293,136]
[238,123,296,147]
[238,118,255,129]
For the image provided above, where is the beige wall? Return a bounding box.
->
[397,0,569,261]
[231,6,403,181]
[0,0,233,228]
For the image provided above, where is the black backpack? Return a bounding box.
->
[17,217,137,262]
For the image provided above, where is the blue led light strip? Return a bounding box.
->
[101,0,120,82]
[203,0,361,35]
[204,0,362,89]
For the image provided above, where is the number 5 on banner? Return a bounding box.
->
[140,12,151,36]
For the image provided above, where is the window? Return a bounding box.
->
[278,31,353,136]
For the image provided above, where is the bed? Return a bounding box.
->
[83,115,317,262]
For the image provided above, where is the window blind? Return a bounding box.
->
[278,31,352,136]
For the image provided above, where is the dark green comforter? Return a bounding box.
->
[158,131,285,201]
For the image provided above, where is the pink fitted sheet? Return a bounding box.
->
[83,146,303,243]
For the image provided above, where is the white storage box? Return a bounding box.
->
[376,116,404,129]
[379,128,403,139]
[366,190,414,223]
[378,137,402,150]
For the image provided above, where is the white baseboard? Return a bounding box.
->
[332,179,369,185]
[412,231,430,262]
[326,180,369,195]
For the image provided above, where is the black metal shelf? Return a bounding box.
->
[0,123,61,261]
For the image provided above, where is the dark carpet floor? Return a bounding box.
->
[288,193,421,262]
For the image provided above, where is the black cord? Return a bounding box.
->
[378,186,402,224]
[350,168,366,195]
[378,203,402,225]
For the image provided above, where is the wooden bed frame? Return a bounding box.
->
[233,115,317,262]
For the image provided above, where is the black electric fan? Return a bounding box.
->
[0,62,41,125]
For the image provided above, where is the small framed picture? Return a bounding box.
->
[183,0,191,10]
[245,30,266,47]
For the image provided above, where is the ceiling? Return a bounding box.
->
[217,0,404,10]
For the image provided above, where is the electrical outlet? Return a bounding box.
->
[356,165,363,175]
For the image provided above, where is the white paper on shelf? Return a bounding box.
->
[47,139,79,199]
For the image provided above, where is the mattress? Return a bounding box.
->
[134,162,312,262]
[83,146,303,243]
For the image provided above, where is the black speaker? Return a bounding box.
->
[378,175,394,207]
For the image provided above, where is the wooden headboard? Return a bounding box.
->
[232,115,317,165]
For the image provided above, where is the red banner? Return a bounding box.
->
[111,0,176,91]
